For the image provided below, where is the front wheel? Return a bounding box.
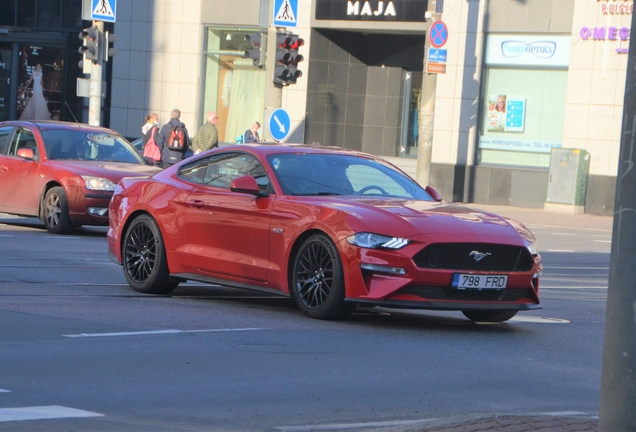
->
[290,233,350,320]
[43,187,73,234]
[123,214,179,294]
[462,310,518,323]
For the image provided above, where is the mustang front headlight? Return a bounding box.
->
[82,176,116,191]
[527,241,538,255]
[346,232,409,249]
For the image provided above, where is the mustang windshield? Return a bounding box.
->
[268,153,433,200]
[42,130,145,164]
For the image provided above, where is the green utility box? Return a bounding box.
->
[545,148,590,214]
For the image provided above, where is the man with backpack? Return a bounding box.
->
[158,109,190,168]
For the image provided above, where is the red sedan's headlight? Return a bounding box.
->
[346,232,410,249]
[81,176,117,191]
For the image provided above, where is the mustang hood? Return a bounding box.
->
[324,198,533,244]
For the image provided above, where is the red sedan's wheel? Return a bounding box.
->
[43,187,73,234]
[291,234,350,320]
[462,310,518,323]
[123,214,178,294]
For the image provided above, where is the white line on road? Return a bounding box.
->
[0,390,10,393]
[510,316,570,323]
[0,405,103,422]
[276,418,441,431]
[545,250,575,252]
[594,240,612,243]
[64,328,267,338]
[551,233,575,236]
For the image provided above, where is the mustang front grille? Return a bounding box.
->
[413,243,534,272]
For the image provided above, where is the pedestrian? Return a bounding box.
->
[244,121,261,143]
[158,109,190,169]
[141,113,161,164]
[192,112,219,155]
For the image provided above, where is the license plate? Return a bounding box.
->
[451,274,508,289]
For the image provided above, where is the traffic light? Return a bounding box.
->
[273,33,304,87]
[79,27,101,63]
[244,32,266,68]
[104,31,118,61]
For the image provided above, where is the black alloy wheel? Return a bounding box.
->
[43,186,73,234]
[462,310,518,323]
[123,214,178,294]
[291,233,349,320]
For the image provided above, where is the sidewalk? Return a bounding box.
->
[465,203,614,232]
[419,413,599,432]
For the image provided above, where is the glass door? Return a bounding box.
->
[400,71,422,158]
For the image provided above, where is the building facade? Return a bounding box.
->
[0,0,630,216]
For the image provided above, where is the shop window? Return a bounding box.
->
[478,68,568,168]
[203,28,266,143]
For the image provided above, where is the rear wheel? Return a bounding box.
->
[290,233,349,320]
[462,310,518,323]
[43,187,73,234]
[123,214,178,294]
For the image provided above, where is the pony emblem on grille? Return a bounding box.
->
[469,251,491,262]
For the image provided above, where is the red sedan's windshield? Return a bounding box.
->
[267,153,433,200]
[41,129,145,164]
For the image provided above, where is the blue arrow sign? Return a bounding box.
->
[269,109,291,141]
[91,0,117,22]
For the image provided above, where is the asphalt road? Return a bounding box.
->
[0,212,609,431]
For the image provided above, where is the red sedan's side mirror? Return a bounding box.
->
[230,175,266,196]
[17,148,35,160]
[425,185,443,202]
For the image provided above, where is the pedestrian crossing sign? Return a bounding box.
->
[91,0,117,23]
[273,0,297,27]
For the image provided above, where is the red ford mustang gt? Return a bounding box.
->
[0,120,161,234]
[108,144,541,322]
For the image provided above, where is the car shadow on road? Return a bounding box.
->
[0,215,107,237]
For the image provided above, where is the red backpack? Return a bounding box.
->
[167,125,185,150]
[143,126,161,162]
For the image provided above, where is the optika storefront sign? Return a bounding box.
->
[598,0,633,15]
[501,41,556,59]
[315,0,426,22]
[485,35,570,67]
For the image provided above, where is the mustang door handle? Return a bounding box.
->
[189,200,205,208]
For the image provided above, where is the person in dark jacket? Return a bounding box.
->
[158,109,190,169]
[244,121,261,143]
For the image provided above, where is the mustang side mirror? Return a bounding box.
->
[230,175,268,197]
[425,185,443,202]
[17,148,35,160]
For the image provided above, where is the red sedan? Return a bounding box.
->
[108,144,541,322]
[0,120,161,234]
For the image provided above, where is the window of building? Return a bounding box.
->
[203,28,266,143]
[478,35,571,168]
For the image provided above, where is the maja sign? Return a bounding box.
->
[315,0,427,22]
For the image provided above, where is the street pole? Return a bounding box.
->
[416,2,439,187]
[598,10,636,432]
[88,20,103,126]
[263,0,282,141]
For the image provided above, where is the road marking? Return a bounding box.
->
[276,418,440,431]
[0,235,14,237]
[552,233,575,236]
[44,236,82,239]
[64,328,267,338]
[594,240,612,243]
[545,250,575,252]
[0,405,103,422]
[547,266,609,270]
[510,316,570,323]
[0,389,9,393]
[540,411,590,416]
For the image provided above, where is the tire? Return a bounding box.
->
[462,310,518,323]
[43,187,74,234]
[290,233,350,320]
[122,214,179,295]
